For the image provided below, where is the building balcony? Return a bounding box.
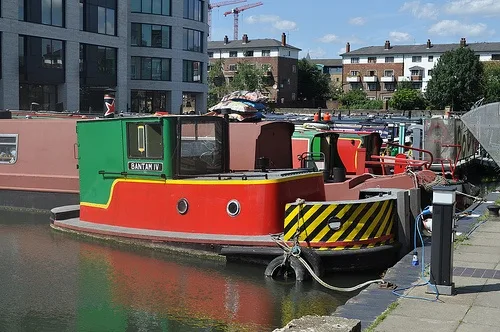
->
[363,75,378,82]
[380,76,395,82]
[346,76,361,82]
[398,76,410,82]
[411,75,423,81]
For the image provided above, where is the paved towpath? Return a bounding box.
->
[335,189,500,331]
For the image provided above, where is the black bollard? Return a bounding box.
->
[428,186,456,296]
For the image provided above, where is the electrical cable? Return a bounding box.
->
[391,212,440,302]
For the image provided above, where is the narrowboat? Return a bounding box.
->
[0,111,82,211]
[51,115,404,277]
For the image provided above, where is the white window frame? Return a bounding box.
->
[0,134,18,164]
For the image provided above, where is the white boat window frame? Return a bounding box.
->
[0,134,18,164]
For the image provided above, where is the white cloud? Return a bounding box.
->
[308,47,327,58]
[349,17,366,25]
[400,1,438,19]
[446,0,500,16]
[245,15,297,31]
[428,20,489,37]
[274,20,297,31]
[245,15,279,24]
[318,34,339,43]
[389,31,412,42]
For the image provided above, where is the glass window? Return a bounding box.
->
[131,90,168,113]
[412,56,422,62]
[142,58,152,79]
[142,24,152,47]
[152,0,162,14]
[428,55,434,62]
[183,28,203,53]
[351,57,359,64]
[162,26,170,48]
[131,57,141,79]
[179,120,224,176]
[34,0,64,27]
[151,25,162,47]
[106,8,115,35]
[229,51,237,57]
[184,0,204,21]
[262,50,270,56]
[42,38,64,69]
[98,6,106,34]
[142,0,152,13]
[131,23,140,46]
[131,0,141,12]
[127,123,164,159]
[42,0,52,25]
[183,60,202,83]
[162,0,170,15]
[131,57,170,81]
[152,58,162,80]
[0,135,19,164]
[52,0,63,26]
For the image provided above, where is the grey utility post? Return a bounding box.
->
[428,186,456,296]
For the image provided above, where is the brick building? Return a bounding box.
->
[310,58,343,86]
[207,33,300,104]
[342,38,500,100]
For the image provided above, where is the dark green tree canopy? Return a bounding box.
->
[297,59,332,100]
[425,47,484,112]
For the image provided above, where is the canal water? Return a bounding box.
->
[0,210,379,332]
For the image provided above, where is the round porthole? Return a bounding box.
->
[227,200,241,217]
[177,198,189,215]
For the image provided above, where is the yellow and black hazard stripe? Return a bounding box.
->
[284,198,396,250]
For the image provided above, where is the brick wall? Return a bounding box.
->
[343,63,404,99]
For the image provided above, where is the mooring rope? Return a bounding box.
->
[270,233,385,292]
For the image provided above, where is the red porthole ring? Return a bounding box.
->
[177,198,189,215]
[226,199,241,217]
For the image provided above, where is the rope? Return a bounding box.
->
[456,190,484,202]
[270,227,385,292]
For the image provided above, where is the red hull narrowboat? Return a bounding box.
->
[51,115,405,276]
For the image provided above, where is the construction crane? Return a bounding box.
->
[224,2,263,40]
[208,0,247,41]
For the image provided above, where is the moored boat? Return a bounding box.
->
[51,115,405,277]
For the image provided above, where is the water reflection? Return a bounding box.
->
[0,210,371,331]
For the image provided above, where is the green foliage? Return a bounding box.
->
[230,62,268,92]
[207,59,229,108]
[338,89,383,109]
[425,47,484,112]
[391,84,426,110]
[297,58,332,100]
[483,62,500,103]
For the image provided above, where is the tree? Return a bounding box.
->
[483,61,500,103]
[230,62,268,92]
[207,59,229,108]
[425,47,484,112]
[391,83,426,111]
[297,59,332,100]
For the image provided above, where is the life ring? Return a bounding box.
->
[264,255,307,282]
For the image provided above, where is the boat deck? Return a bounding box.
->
[183,169,316,181]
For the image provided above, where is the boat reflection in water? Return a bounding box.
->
[0,210,363,331]
[77,242,350,331]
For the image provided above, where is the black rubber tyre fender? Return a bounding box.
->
[264,255,307,282]
[299,247,324,278]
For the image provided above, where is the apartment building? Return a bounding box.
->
[342,38,500,100]
[1,0,208,114]
[207,33,300,104]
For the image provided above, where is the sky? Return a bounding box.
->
[209,0,499,59]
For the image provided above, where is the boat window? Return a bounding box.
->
[179,120,224,175]
[0,135,18,164]
[127,123,163,159]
